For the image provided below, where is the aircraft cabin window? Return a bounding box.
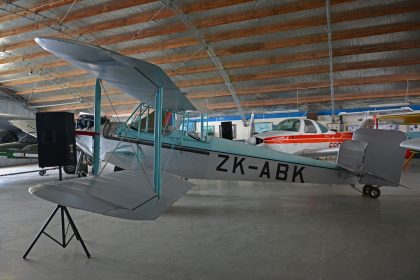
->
[317,122,329,133]
[304,120,317,133]
[274,119,301,132]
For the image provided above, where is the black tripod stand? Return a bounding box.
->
[23,167,90,259]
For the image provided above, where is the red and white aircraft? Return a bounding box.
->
[246,118,353,156]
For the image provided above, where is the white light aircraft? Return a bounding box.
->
[246,117,353,156]
[29,37,408,223]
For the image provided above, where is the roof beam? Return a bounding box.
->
[0,0,254,52]
[0,0,353,65]
[187,73,420,99]
[15,58,420,97]
[176,56,420,88]
[2,69,88,87]
[28,89,121,104]
[0,0,76,24]
[17,80,96,95]
[1,0,156,38]
[4,37,420,88]
[169,39,420,76]
[207,88,420,110]
[3,7,419,92]
[150,20,420,64]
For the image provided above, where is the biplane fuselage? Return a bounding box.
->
[102,123,358,186]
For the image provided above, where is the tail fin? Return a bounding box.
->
[359,117,375,129]
[337,128,406,186]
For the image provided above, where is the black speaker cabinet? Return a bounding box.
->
[220,121,233,140]
[36,112,76,168]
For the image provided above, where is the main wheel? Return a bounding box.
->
[368,187,381,199]
[362,185,372,197]
[39,170,46,176]
[63,164,76,174]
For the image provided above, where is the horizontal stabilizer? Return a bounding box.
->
[29,169,193,220]
[400,138,420,152]
[294,147,339,158]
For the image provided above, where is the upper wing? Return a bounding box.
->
[400,138,420,151]
[377,112,420,125]
[30,168,193,220]
[35,37,196,112]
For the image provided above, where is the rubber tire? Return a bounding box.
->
[63,164,76,174]
[362,185,372,196]
[39,170,46,176]
[368,187,381,199]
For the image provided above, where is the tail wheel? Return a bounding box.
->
[368,187,381,199]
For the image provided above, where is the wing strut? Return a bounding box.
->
[93,78,101,176]
[154,85,163,197]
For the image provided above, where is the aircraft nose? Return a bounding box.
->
[246,136,256,145]
[246,136,264,145]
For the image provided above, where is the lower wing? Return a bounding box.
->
[29,168,193,220]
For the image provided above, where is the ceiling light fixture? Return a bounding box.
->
[368,102,410,108]
[28,100,82,109]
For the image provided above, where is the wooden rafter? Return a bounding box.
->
[0,1,420,68]
[150,20,420,64]
[169,40,420,76]
[187,73,420,99]
[28,89,121,104]
[0,0,76,24]
[11,55,420,95]
[0,0,354,66]
[176,56,420,88]
[1,0,156,38]
[207,88,420,110]
[0,18,420,92]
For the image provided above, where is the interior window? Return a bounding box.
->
[274,119,301,132]
[304,120,317,133]
[317,122,329,133]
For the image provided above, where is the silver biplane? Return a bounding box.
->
[30,37,407,224]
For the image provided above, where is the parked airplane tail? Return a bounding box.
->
[359,118,375,129]
[337,128,406,187]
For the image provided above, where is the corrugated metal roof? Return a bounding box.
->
[0,0,419,117]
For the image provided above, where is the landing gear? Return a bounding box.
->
[38,170,46,176]
[63,164,76,175]
[362,184,381,199]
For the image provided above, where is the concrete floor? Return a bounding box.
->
[1,162,420,280]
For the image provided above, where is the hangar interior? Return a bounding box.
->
[1,1,420,279]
